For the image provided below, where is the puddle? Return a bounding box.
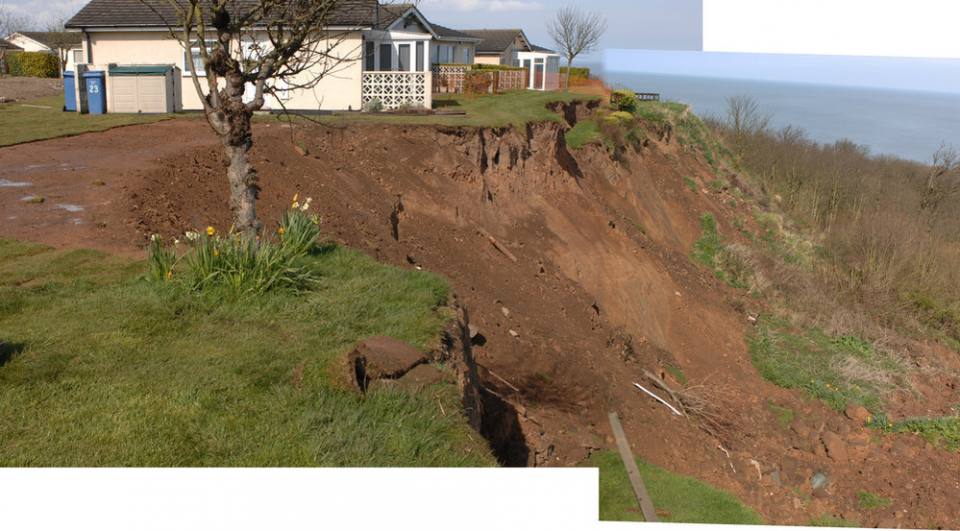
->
[0,179,31,188]
[56,204,85,213]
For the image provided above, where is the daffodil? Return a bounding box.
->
[166,270,173,281]
[150,234,159,242]
[300,197,312,212]
[206,226,216,237]
[278,226,286,236]
[213,249,220,257]
[185,231,200,242]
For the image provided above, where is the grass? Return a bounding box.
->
[766,401,796,429]
[748,316,903,414]
[857,491,893,510]
[875,416,960,451]
[683,176,699,193]
[0,96,177,146]
[691,213,722,269]
[565,119,602,149]
[284,90,599,129]
[808,515,861,527]
[0,239,494,466]
[589,450,763,525]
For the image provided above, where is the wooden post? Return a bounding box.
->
[608,412,659,522]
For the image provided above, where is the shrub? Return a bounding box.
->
[362,98,383,113]
[559,66,591,79]
[463,71,493,95]
[6,51,60,78]
[148,195,323,295]
[471,63,525,72]
[602,110,635,126]
[610,89,637,114]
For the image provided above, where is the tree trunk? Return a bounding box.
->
[565,56,573,92]
[224,137,261,238]
[217,73,262,238]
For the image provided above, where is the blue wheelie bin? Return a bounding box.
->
[83,71,106,115]
[63,71,77,112]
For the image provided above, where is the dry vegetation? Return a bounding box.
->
[705,100,960,353]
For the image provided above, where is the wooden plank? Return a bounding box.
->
[607,412,659,523]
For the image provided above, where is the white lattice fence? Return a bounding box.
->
[432,65,468,94]
[361,71,431,110]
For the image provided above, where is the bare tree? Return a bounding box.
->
[44,17,76,77]
[547,6,606,91]
[921,145,960,224]
[725,95,771,157]
[148,0,365,237]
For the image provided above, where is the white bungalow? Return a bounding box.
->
[462,29,562,91]
[64,0,479,112]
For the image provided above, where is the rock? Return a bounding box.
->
[822,431,849,462]
[501,306,511,318]
[369,364,447,393]
[468,324,481,339]
[845,404,872,425]
[508,330,520,338]
[346,336,428,391]
[811,471,830,492]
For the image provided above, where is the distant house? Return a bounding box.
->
[462,29,561,91]
[5,31,84,72]
[63,0,480,112]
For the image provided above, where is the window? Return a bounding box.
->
[72,49,83,65]
[364,41,375,71]
[398,44,410,72]
[183,40,221,77]
[415,41,424,72]
[459,46,470,64]
[438,45,452,64]
[379,43,392,70]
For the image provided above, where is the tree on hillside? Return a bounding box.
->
[725,95,770,158]
[547,6,606,91]
[147,0,367,237]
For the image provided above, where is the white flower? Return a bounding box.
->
[174,239,181,245]
[300,197,312,212]
[185,231,200,242]
[150,234,159,242]
[292,202,300,210]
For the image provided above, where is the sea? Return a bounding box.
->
[599,71,960,163]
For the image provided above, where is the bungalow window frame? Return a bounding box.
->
[183,39,221,78]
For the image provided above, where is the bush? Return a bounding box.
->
[5,51,60,78]
[471,63,525,72]
[148,195,323,295]
[362,98,383,113]
[560,66,591,79]
[610,89,637,114]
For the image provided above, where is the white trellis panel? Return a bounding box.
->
[361,71,432,110]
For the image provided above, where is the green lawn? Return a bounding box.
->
[0,96,177,147]
[271,90,599,129]
[0,239,494,466]
[588,451,763,524]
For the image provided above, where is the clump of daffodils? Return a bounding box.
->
[146,194,322,295]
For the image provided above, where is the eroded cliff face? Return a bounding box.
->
[127,102,960,527]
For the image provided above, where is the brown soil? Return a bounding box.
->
[1,109,959,528]
[0,77,64,101]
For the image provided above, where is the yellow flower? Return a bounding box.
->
[166,270,173,281]
[213,249,220,257]
[278,226,286,236]
[206,226,216,237]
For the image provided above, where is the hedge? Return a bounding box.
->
[560,66,591,79]
[472,63,526,72]
[4,51,60,78]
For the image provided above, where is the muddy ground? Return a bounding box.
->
[1,113,959,528]
[0,77,63,101]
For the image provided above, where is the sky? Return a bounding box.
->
[6,0,960,94]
